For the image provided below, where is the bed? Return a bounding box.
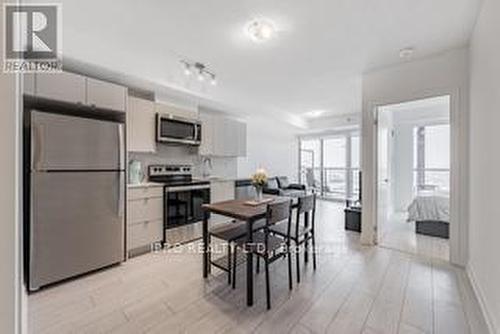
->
[407,190,450,239]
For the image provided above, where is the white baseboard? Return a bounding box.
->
[466,263,498,334]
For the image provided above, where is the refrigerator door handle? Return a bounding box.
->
[117,124,125,218]
[32,124,44,170]
[118,124,125,170]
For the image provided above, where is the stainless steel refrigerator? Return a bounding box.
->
[28,110,125,291]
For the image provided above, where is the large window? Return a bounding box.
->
[323,137,347,199]
[299,132,360,201]
[350,135,361,199]
[413,124,450,192]
[299,139,321,193]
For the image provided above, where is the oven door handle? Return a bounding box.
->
[165,184,210,192]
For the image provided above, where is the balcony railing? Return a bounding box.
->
[300,167,360,201]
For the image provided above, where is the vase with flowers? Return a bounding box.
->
[251,168,268,202]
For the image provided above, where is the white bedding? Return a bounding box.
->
[407,192,450,223]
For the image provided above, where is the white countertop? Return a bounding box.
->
[193,177,237,183]
[127,182,164,188]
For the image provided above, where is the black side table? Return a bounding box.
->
[344,205,361,232]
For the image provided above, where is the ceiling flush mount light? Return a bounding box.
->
[181,60,217,85]
[246,19,276,43]
[399,47,415,59]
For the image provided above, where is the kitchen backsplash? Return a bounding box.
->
[128,144,238,180]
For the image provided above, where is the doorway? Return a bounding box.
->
[376,96,451,260]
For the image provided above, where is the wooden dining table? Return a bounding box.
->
[201,196,296,306]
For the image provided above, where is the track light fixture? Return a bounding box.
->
[181,61,217,86]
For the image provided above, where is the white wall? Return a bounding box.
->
[305,113,361,132]
[391,123,414,212]
[238,115,299,181]
[0,1,21,332]
[468,0,500,331]
[129,146,238,180]
[361,48,469,266]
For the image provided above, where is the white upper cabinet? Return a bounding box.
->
[29,71,127,112]
[23,73,35,96]
[86,78,127,112]
[199,113,215,156]
[35,72,86,105]
[199,113,247,157]
[236,121,247,157]
[155,102,198,120]
[127,96,156,153]
[214,118,238,156]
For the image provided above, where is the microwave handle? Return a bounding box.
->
[194,123,200,141]
[156,113,161,142]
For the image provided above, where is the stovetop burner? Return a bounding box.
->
[147,164,209,187]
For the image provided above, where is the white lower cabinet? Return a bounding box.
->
[127,185,164,255]
[127,197,163,223]
[128,220,163,250]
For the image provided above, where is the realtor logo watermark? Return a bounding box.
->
[3,4,62,73]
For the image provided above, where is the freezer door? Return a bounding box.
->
[29,171,125,290]
[31,111,125,171]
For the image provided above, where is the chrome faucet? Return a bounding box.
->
[202,157,213,178]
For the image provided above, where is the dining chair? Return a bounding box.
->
[269,193,317,283]
[232,200,293,310]
[208,219,266,284]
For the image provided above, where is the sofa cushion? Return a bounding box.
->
[277,176,290,188]
[281,189,306,198]
[266,177,279,190]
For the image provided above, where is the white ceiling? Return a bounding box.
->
[27,0,481,127]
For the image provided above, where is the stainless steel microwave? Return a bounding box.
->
[156,113,202,145]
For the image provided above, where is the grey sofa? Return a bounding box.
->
[263,176,306,197]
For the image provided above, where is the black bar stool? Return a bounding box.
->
[232,200,293,309]
[269,193,317,283]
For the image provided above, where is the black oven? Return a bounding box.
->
[165,184,210,228]
[156,113,201,145]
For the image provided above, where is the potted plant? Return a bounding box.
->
[251,168,268,202]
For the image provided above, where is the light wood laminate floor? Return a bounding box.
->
[28,201,487,334]
[379,212,450,261]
